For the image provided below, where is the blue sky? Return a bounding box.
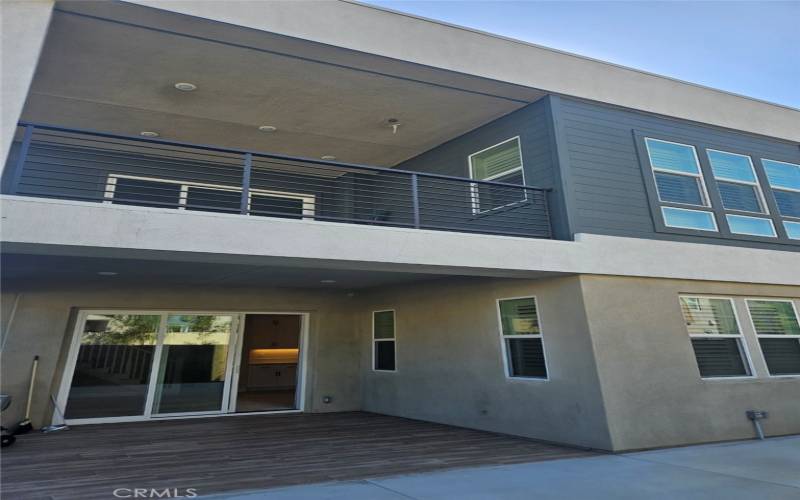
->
[365,1,800,108]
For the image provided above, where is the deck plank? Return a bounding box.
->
[1,412,596,499]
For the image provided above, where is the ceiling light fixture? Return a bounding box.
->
[174,82,197,92]
[140,131,160,138]
[321,155,337,161]
[320,279,337,284]
[97,271,118,276]
[258,125,277,132]
[387,118,401,134]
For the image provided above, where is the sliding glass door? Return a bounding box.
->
[61,311,238,422]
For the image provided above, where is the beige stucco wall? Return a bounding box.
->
[579,275,800,451]
[359,276,614,450]
[0,285,362,427]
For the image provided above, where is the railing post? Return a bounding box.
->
[411,173,420,228]
[9,124,34,194]
[241,152,252,215]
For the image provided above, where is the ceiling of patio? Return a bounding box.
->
[0,253,500,291]
[20,2,546,167]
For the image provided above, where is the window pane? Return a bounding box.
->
[112,178,181,209]
[185,187,240,214]
[373,311,395,339]
[499,298,539,335]
[655,172,704,205]
[65,314,159,419]
[153,315,233,414]
[726,215,776,237]
[250,194,305,219]
[785,221,800,240]
[763,159,800,190]
[747,300,800,336]
[646,139,700,174]
[374,340,396,371]
[758,338,800,375]
[470,138,522,180]
[662,207,717,231]
[679,297,739,335]
[773,190,800,218]
[690,338,749,377]
[506,338,546,378]
[474,170,526,212]
[708,151,756,182]
[717,182,762,213]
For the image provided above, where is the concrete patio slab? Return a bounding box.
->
[207,436,800,499]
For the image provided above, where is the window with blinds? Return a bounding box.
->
[497,297,547,379]
[761,159,800,239]
[644,138,717,232]
[746,299,800,375]
[679,296,751,378]
[469,137,527,213]
[372,310,396,371]
[706,150,775,238]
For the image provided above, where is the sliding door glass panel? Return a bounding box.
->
[185,187,240,214]
[250,194,304,219]
[65,314,159,419]
[112,178,182,209]
[152,315,233,414]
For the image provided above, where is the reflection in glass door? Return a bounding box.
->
[64,314,159,419]
[151,315,234,415]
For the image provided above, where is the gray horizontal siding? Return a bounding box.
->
[557,96,800,250]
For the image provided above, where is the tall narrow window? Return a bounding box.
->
[644,138,716,231]
[372,310,396,371]
[498,297,547,379]
[679,296,750,378]
[469,137,526,213]
[746,299,800,376]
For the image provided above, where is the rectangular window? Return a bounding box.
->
[679,296,750,378]
[708,150,767,214]
[785,220,800,240]
[469,137,526,213]
[662,207,717,231]
[762,159,800,219]
[372,310,396,371]
[497,297,547,379]
[746,299,800,376]
[645,138,716,232]
[726,214,776,237]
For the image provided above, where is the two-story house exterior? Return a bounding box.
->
[1,0,798,452]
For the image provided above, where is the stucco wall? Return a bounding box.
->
[0,285,362,427]
[579,275,800,451]
[359,276,613,450]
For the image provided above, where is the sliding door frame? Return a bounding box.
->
[54,310,309,426]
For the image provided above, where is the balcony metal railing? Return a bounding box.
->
[3,122,552,238]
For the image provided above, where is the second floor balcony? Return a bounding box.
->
[3,122,552,239]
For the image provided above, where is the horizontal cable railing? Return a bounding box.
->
[3,122,552,238]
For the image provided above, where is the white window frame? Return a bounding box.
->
[678,295,755,380]
[725,214,777,238]
[707,149,769,215]
[661,206,719,232]
[104,174,316,220]
[496,295,549,381]
[645,138,712,209]
[372,309,397,373]
[468,136,528,215]
[745,297,800,378]
[761,158,800,223]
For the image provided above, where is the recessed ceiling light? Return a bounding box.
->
[97,271,118,276]
[321,155,337,161]
[174,82,197,92]
[320,279,337,284]
[258,125,277,132]
[140,131,159,138]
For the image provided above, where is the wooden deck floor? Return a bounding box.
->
[1,412,597,499]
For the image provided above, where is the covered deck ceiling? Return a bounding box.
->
[20,1,546,167]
